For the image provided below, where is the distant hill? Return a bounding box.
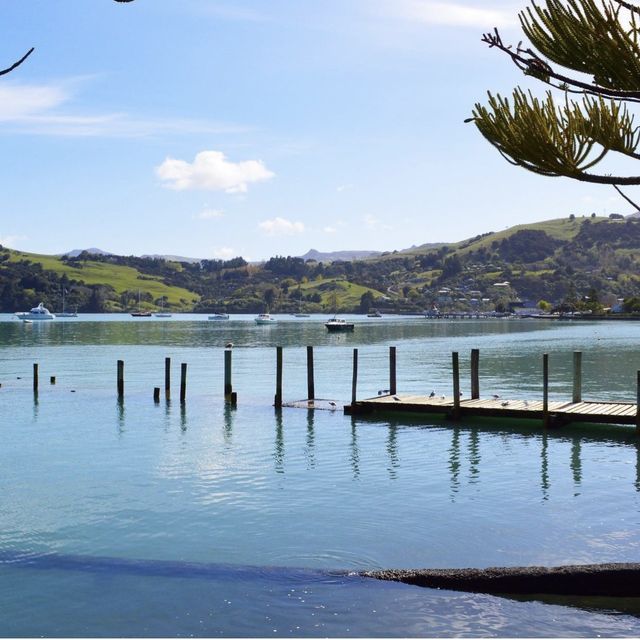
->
[62,248,112,257]
[141,254,201,264]
[299,249,382,262]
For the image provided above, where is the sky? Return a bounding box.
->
[0,0,634,261]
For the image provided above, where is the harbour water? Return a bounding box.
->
[1,314,640,636]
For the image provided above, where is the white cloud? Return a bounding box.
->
[156,150,275,193]
[197,208,224,220]
[336,183,353,193]
[323,226,338,234]
[0,81,246,137]
[0,234,26,248]
[258,217,305,236]
[212,246,236,259]
[391,0,517,28]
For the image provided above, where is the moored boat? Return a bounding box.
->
[208,313,230,320]
[255,313,277,325]
[15,302,56,321]
[325,317,354,332]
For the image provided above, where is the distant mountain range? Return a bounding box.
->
[62,248,112,258]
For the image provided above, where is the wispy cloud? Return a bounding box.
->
[323,226,338,234]
[388,0,517,28]
[0,81,246,138]
[196,208,224,220]
[212,246,236,259]
[0,233,27,248]
[363,214,391,231]
[156,150,275,193]
[258,217,305,236]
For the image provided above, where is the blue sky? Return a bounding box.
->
[0,0,632,260]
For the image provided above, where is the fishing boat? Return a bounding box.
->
[208,313,230,320]
[255,313,277,325]
[15,302,56,321]
[325,317,354,332]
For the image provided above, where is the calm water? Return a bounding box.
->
[2,313,640,636]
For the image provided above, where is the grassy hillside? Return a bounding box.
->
[5,250,198,311]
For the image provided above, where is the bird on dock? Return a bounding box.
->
[501,400,509,407]
[492,394,500,400]
[441,395,445,400]
[429,391,436,398]
[393,396,401,401]
[378,389,390,395]
[328,401,337,410]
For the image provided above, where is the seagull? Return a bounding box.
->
[429,391,436,398]
[225,342,234,349]
[378,389,390,396]
[328,401,336,407]
[441,395,446,400]
[501,400,509,407]
[393,396,401,402]
[492,394,500,400]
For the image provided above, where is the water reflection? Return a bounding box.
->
[116,399,125,436]
[223,404,234,444]
[274,410,284,474]
[468,430,480,484]
[571,437,582,490]
[305,410,315,469]
[180,403,187,432]
[349,419,360,479]
[386,425,399,479]
[449,427,461,500]
[540,433,549,501]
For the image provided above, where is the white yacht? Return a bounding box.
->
[255,313,277,325]
[15,302,56,321]
[325,317,354,332]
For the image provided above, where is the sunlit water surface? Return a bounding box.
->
[1,314,640,636]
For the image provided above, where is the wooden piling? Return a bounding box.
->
[180,363,187,404]
[165,357,171,401]
[470,348,480,400]
[543,353,549,428]
[33,363,38,392]
[224,349,233,399]
[389,346,397,396]
[573,351,582,404]
[307,346,315,401]
[153,387,160,403]
[351,348,358,405]
[117,360,124,399]
[50,376,56,385]
[452,352,460,418]
[275,346,283,409]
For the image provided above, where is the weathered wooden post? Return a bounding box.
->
[275,346,283,408]
[452,351,460,419]
[307,346,315,402]
[165,357,171,401]
[117,360,124,399]
[573,351,582,404]
[351,348,358,406]
[636,371,640,433]
[180,363,187,404]
[50,375,56,385]
[543,353,549,428]
[153,387,160,403]
[470,348,480,400]
[389,346,397,396]
[33,363,38,393]
[224,348,232,398]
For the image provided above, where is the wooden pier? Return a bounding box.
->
[345,395,639,427]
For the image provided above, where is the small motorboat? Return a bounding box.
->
[131,310,152,317]
[367,310,382,318]
[255,313,277,325]
[208,313,230,320]
[325,317,354,332]
[15,302,56,321]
